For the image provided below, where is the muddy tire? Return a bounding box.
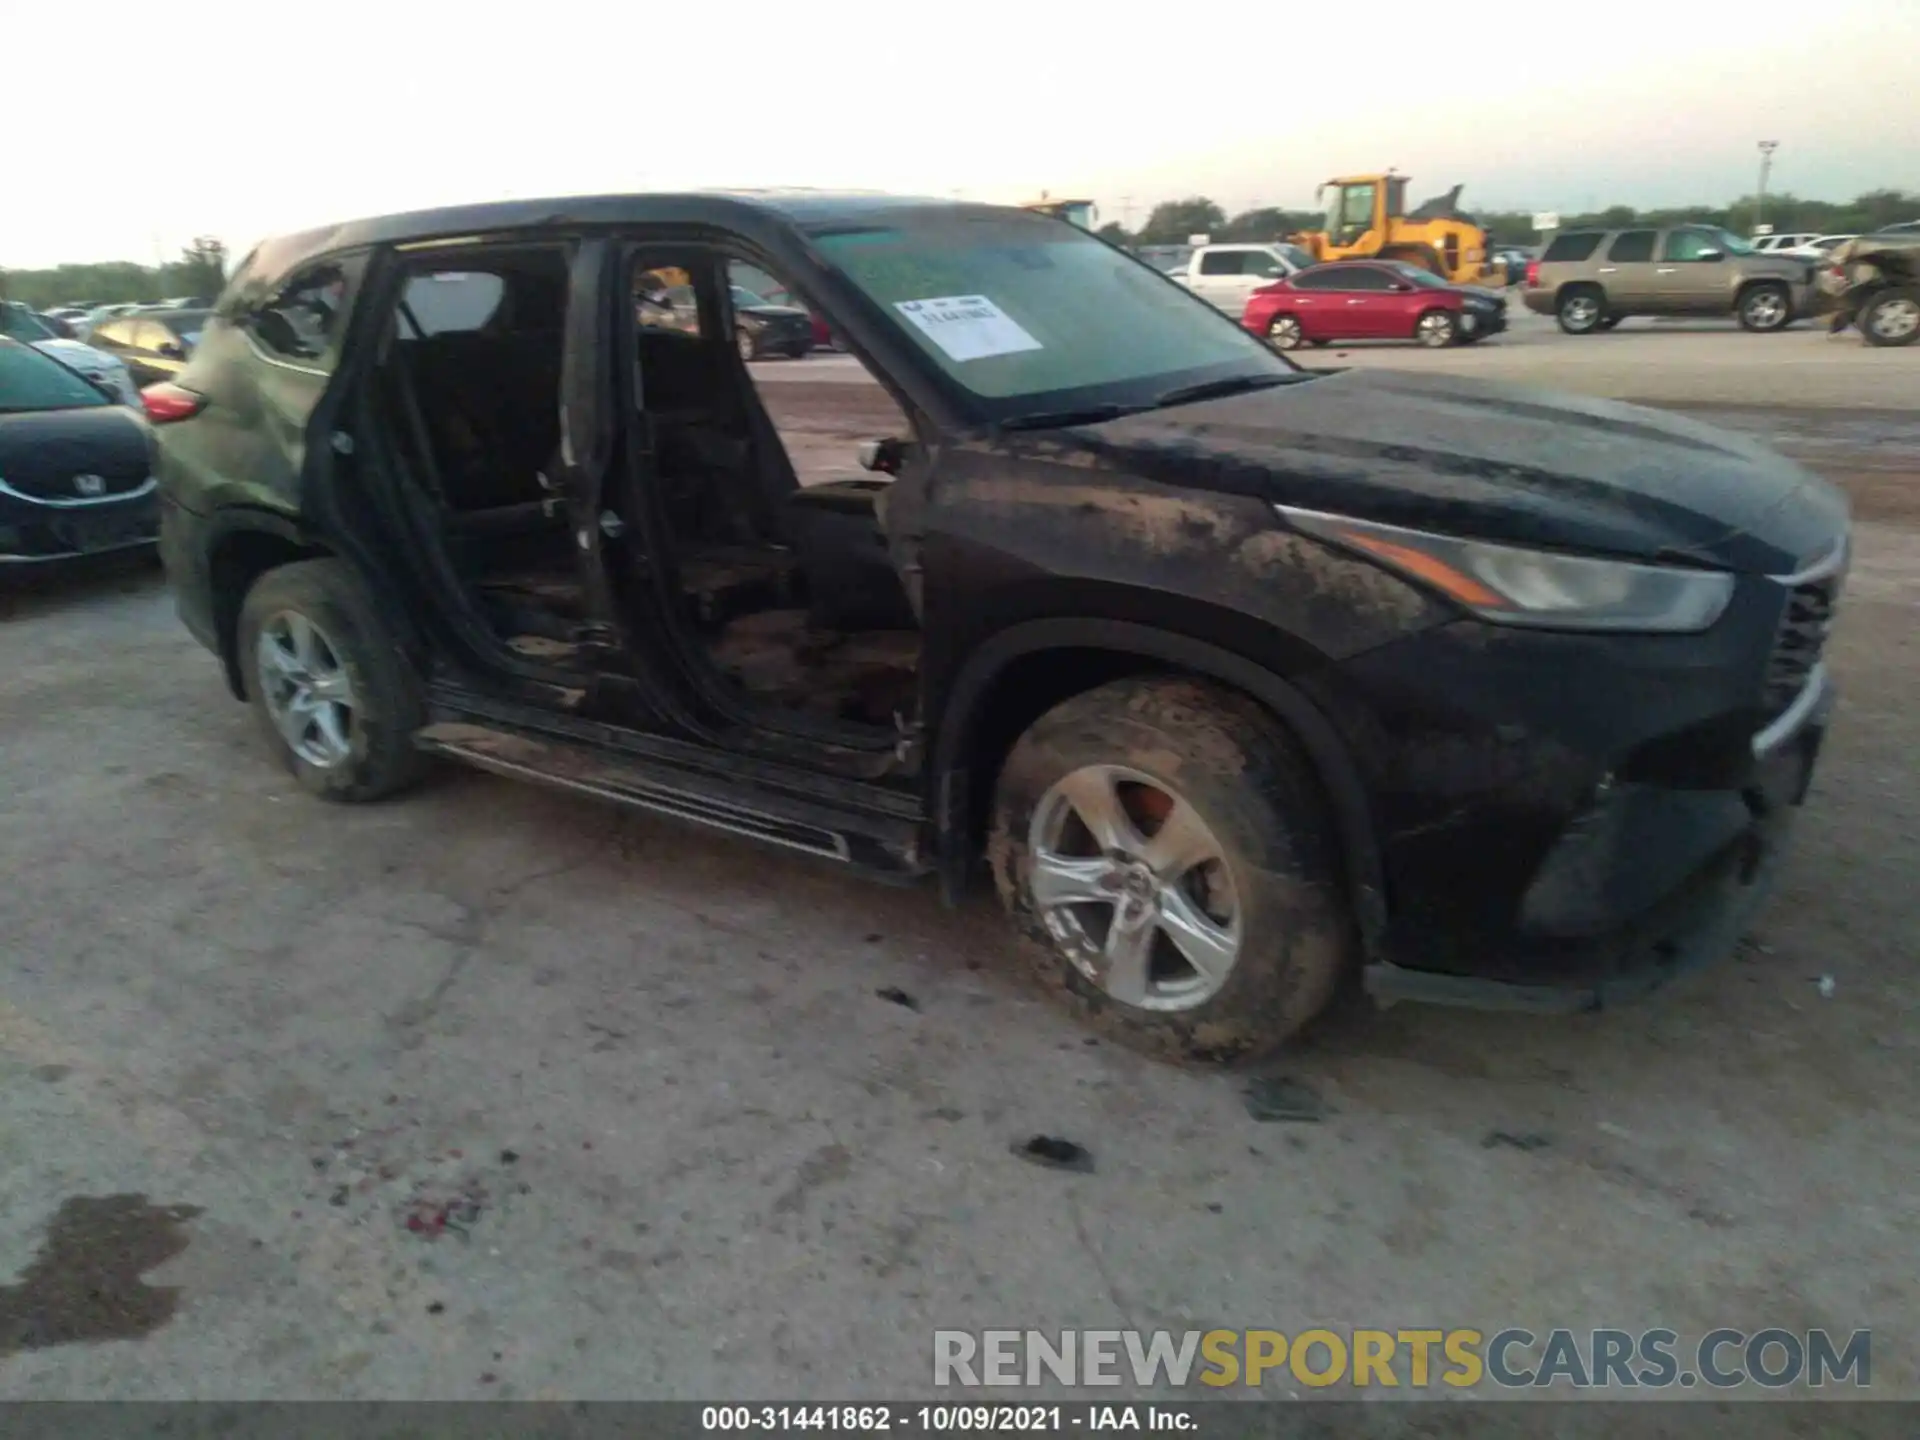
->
[988,677,1352,1064]
[1737,282,1793,332]
[1556,286,1606,334]
[237,559,427,803]
[1859,286,1920,347]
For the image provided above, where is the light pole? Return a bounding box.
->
[1756,140,1779,232]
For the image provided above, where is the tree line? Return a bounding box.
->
[1104,189,1920,248]
[0,238,230,311]
[7,187,1917,305]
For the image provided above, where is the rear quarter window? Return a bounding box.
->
[1541,232,1603,263]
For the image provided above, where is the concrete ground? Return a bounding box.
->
[1,323,1916,1406]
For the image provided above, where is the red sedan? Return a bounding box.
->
[1241,260,1508,350]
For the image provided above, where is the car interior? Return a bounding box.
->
[365,245,922,738]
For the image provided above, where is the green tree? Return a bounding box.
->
[1221,207,1320,242]
[1095,221,1134,246]
[1139,197,1226,245]
[165,237,228,301]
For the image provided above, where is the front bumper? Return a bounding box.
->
[1459,306,1507,337]
[1301,559,1842,1007]
[0,477,160,566]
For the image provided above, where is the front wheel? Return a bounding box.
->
[1738,282,1793,332]
[1265,315,1304,350]
[736,327,759,362]
[238,559,427,802]
[1414,309,1458,347]
[1859,286,1920,347]
[988,677,1353,1064]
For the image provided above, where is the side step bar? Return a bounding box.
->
[414,720,930,880]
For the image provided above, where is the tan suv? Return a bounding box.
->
[1522,225,1815,334]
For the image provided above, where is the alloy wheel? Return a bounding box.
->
[1745,290,1788,329]
[1417,312,1456,347]
[1868,296,1920,342]
[1561,295,1600,331]
[1026,764,1241,1012]
[1267,316,1303,350]
[256,611,358,769]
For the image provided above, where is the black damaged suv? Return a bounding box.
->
[154,193,1849,1061]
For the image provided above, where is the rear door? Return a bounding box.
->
[1598,229,1659,310]
[1283,269,1337,338]
[1326,265,1398,337]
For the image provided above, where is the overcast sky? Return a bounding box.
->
[10,0,1917,269]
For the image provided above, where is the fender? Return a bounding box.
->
[201,504,420,700]
[932,617,1387,957]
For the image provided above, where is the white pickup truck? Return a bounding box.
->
[1166,243,1311,314]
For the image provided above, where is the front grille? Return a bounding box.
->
[1762,575,1839,717]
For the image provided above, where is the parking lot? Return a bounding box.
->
[2,318,1917,1407]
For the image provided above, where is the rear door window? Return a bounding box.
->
[1541,232,1603,263]
[1606,231,1656,263]
[1199,251,1245,276]
[397,272,507,337]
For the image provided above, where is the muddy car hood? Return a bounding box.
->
[1052,369,1846,573]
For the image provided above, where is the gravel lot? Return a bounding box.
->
[1,328,1916,1407]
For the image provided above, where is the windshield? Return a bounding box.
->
[731,285,771,308]
[814,212,1296,420]
[0,340,111,412]
[0,304,57,342]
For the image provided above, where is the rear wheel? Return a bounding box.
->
[1265,315,1304,350]
[1414,309,1458,347]
[238,559,426,802]
[1556,286,1606,334]
[988,677,1352,1064]
[1859,286,1920,347]
[1738,282,1793,332]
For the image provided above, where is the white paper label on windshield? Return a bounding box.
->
[894,296,1042,362]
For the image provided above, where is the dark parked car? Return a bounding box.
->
[153,194,1847,1061]
[1243,260,1507,348]
[0,337,159,566]
[86,308,214,386]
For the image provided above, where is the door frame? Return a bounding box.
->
[339,232,635,704]
[602,230,924,778]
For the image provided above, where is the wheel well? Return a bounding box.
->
[209,529,331,697]
[1553,281,1604,308]
[962,647,1165,845]
[1737,276,1789,297]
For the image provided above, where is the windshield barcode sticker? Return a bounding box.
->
[894,296,1042,362]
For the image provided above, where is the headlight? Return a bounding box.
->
[1278,507,1735,633]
